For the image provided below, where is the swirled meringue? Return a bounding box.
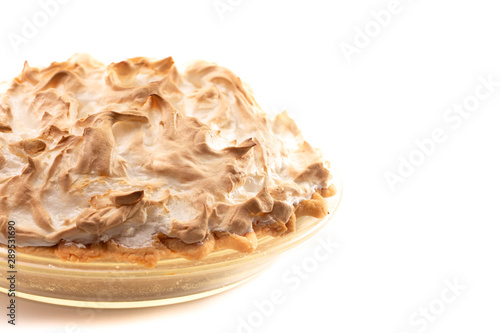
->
[0,54,334,254]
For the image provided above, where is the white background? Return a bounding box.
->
[1,0,499,332]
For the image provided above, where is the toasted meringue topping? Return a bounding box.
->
[0,54,332,248]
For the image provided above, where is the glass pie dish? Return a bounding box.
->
[0,174,341,309]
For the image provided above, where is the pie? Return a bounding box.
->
[0,54,337,267]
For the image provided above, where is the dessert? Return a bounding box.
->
[0,54,336,267]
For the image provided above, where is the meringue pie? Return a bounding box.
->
[0,54,336,267]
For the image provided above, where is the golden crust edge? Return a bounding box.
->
[6,184,336,268]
